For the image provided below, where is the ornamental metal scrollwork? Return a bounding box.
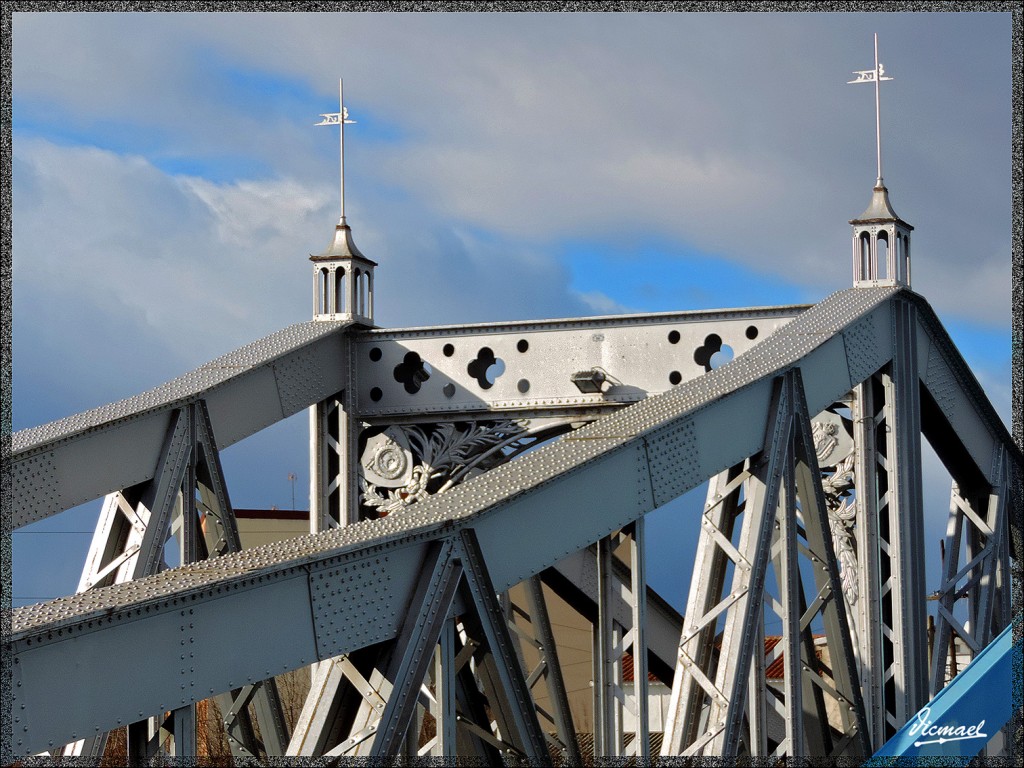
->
[812,409,859,605]
[359,420,532,516]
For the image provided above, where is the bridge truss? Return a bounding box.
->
[8,284,1019,762]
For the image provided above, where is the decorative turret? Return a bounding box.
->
[311,79,376,325]
[310,217,377,324]
[848,34,913,288]
[850,182,913,287]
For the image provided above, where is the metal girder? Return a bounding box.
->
[367,539,464,759]
[853,360,928,743]
[57,400,289,762]
[661,462,746,755]
[661,374,792,758]
[542,545,682,684]
[929,445,1012,695]
[310,389,360,532]
[350,306,803,421]
[9,287,1020,756]
[594,534,622,758]
[660,371,868,759]
[590,525,650,760]
[517,576,582,764]
[628,520,650,762]
[286,532,546,763]
[12,320,351,528]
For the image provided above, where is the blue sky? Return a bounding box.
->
[8,10,1015,611]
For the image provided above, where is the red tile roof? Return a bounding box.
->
[621,652,660,683]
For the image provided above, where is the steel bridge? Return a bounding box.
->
[7,76,1020,765]
[8,275,1019,761]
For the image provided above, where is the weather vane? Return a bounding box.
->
[316,78,357,221]
[848,33,893,187]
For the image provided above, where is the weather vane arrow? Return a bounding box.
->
[848,33,893,186]
[316,79,356,220]
[315,108,355,126]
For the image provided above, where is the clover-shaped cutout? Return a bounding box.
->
[467,346,505,390]
[693,333,733,372]
[393,351,431,394]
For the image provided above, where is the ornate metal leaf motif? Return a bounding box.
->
[361,420,528,516]
[813,408,859,605]
[823,454,859,604]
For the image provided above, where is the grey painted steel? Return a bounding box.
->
[779,459,805,756]
[662,372,869,758]
[8,287,1020,755]
[594,535,619,757]
[930,446,1012,695]
[351,307,803,421]
[851,377,884,745]
[457,530,549,762]
[369,540,462,759]
[67,400,290,759]
[171,706,197,758]
[434,618,457,758]
[712,376,791,756]
[12,320,350,528]
[522,576,582,765]
[545,546,683,679]
[888,301,929,726]
[629,520,651,761]
[287,654,388,756]
[854,357,925,743]
[661,464,746,755]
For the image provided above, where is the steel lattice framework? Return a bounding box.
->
[8,276,1019,762]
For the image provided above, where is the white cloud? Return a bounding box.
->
[12,139,326,386]
[11,13,1012,333]
[573,290,633,316]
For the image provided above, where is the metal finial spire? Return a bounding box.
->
[315,78,356,221]
[848,33,893,186]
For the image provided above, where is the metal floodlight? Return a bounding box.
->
[571,368,608,394]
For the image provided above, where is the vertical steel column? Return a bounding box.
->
[309,402,328,531]
[663,372,868,759]
[179,406,199,566]
[171,707,197,758]
[310,331,358,533]
[458,530,549,764]
[661,464,747,755]
[852,377,885,746]
[434,617,457,759]
[885,300,928,729]
[126,719,157,763]
[791,385,870,758]
[746,608,768,757]
[522,577,582,765]
[714,382,792,756]
[628,520,650,761]
[855,327,926,746]
[594,534,621,757]
[309,394,349,533]
[778,460,805,756]
[930,446,1011,695]
[370,540,462,759]
[974,449,1009,645]
[662,377,790,757]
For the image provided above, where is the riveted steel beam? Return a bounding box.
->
[13,322,351,528]
[11,289,1019,756]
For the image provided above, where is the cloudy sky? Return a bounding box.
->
[9,10,1015,610]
